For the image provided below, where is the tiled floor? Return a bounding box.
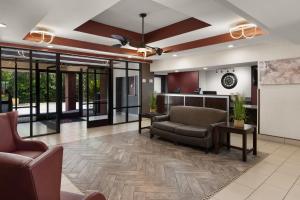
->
[30,120,300,200]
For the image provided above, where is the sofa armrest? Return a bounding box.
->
[0,152,32,169]
[0,153,34,199]
[84,192,106,200]
[29,146,63,200]
[207,122,226,134]
[16,139,48,152]
[152,115,170,122]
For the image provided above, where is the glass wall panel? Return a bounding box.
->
[128,62,140,70]
[1,48,31,137]
[113,108,126,124]
[128,70,140,107]
[31,51,58,136]
[128,107,139,121]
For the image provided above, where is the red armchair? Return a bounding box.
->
[0,111,48,158]
[0,146,106,200]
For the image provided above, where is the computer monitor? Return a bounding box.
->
[203,91,217,95]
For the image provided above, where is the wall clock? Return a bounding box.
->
[221,73,238,89]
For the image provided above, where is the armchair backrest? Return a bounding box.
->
[0,146,63,200]
[0,112,17,152]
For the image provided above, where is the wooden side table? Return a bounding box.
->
[214,122,257,162]
[138,112,162,134]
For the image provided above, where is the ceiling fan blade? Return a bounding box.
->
[112,44,122,48]
[111,34,128,46]
[129,41,144,48]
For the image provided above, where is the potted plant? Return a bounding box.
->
[232,94,246,128]
[149,93,157,113]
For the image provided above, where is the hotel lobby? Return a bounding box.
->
[1,0,300,200]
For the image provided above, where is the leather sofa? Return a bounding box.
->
[150,106,227,152]
[0,111,48,158]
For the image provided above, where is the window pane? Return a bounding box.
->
[128,70,140,107]
[128,62,139,70]
[113,108,126,123]
[113,68,127,108]
[128,107,139,122]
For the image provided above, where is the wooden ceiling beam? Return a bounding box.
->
[0,42,151,63]
[75,20,141,42]
[145,18,210,44]
[162,27,265,53]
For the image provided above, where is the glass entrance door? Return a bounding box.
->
[86,67,110,127]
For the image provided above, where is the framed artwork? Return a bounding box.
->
[259,57,300,85]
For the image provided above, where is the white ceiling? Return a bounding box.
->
[93,0,189,33]
[0,0,299,60]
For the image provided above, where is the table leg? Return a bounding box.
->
[253,127,257,155]
[243,132,247,162]
[227,131,231,150]
[214,127,220,154]
[138,114,141,134]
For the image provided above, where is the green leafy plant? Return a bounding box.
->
[232,95,246,121]
[149,93,157,111]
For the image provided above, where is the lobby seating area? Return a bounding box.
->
[0,112,106,200]
[150,106,227,152]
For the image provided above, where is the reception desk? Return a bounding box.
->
[156,93,230,121]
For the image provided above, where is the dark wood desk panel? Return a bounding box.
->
[185,96,204,107]
[205,97,227,111]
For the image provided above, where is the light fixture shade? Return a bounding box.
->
[30,29,55,44]
[230,23,257,39]
[137,47,152,57]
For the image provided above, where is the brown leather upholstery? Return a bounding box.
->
[150,106,227,151]
[152,121,182,132]
[169,106,227,128]
[174,125,207,138]
[13,150,44,158]
[0,112,48,158]
[0,113,16,152]
[0,146,106,200]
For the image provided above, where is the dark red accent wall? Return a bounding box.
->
[167,71,199,94]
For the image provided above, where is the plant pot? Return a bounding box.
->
[150,108,156,113]
[234,120,244,128]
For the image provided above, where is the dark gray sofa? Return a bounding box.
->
[150,106,227,152]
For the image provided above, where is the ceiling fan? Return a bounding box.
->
[111,13,167,57]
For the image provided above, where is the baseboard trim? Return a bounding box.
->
[258,134,300,146]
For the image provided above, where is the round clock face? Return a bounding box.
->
[221,73,238,89]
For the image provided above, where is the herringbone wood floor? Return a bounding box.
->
[62,131,265,200]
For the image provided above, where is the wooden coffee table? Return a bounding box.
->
[138,112,163,134]
[213,122,257,162]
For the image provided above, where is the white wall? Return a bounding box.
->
[154,77,161,93]
[200,66,252,97]
[150,42,300,140]
[260,84,300,140]
[151,42,300,72]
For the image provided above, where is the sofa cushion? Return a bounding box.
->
[13,150,43,159]
[152,121,182,132]
[169,106,227,127]
[0,114,16,152]
[174,125,208,138]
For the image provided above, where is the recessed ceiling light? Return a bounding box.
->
[47,45,53,48]
[173,54,178,57]
[228,44,234,48]
[175,70,179,72]
[203,67,208,70]
[0,23,7,28]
